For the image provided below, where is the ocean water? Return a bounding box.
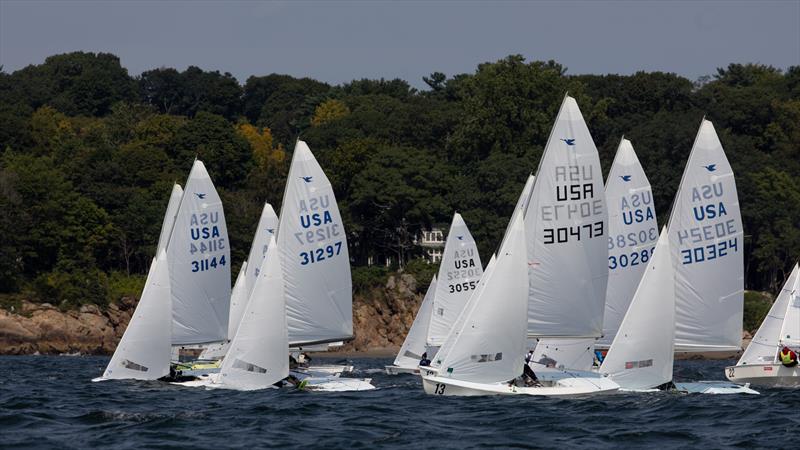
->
[0,356,794,449]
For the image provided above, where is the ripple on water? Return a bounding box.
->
[0,356,795,449]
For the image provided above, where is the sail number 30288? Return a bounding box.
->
[300,241,343,265]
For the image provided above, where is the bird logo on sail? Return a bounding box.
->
[195,193,207,199]
[300,176,313,183]
[561,138,576,146]
[620,175,632,182]
[703,164,717,173]
[456,236,463,240]
[267,228,275,234]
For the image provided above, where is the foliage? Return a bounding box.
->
[352,265,390,294]
[743,291,773,333]
[1,52,797,310]
[403,258,439,293]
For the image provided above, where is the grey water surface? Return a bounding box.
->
[0,356,793,449]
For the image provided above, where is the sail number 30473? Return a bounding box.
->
[544,221,603,244]
[300,241,343,265]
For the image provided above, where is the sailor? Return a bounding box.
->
[523,350,539,386]
[419,352,431,367]
[779,346,798,367]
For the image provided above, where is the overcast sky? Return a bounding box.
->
[1,0,798,88]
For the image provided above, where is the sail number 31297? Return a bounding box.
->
[300,241,343,265]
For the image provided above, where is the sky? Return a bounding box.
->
[1,0,798,88]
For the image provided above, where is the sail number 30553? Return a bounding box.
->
[300,241,343,265]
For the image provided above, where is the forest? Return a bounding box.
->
[0,52,797,309]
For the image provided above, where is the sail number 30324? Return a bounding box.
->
[300,241,343,265]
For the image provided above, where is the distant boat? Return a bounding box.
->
[426,212,483,354]
[385,276,436,375]
[94,251,172,382]
[167,160,231,348]
[668,120,744,352]
[277,140,352,347]
[726,263,800,387]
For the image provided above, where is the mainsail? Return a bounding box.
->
[427,213,483,347]
[523,95,608,338]
[157,183,183,255]
[102,251,172,380]
[167,160,231,345]
[393,276,437,369]
[278,140,352,345]
[600,228,675,390]
[219,237,289,390]
[432,214,528,383]
[668,120,743,352]
[245,203,279,299]
[227,262,248,341]
[737,264,800,365]
[600,138,658,347]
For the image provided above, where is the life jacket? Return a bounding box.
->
[779,347,798,367]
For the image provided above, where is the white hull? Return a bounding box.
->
[421,368,619,397]
[674,381,759,395]
[725,363,800,387]
[385,365,420,375]
[293,364,353,377]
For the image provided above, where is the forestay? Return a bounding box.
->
[393,276,437,369]
[245,203,278,299]
[432,214,528,383]
[220,237,289,390]
[168,160,231,345]
[600,228,675,390]
[278,140,352,345]
[738,264,800,365]
[102,251,171,380]
[427,213,483,347]
[600,138,658,347]
[157,184,183,255]
[227,262,248,341]
[524,95,608,338]
[668,120,743,352]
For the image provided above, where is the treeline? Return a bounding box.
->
[0,52,798,309]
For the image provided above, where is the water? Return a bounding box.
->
[0,356,794,449]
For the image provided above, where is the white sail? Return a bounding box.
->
[245,203,279,299]
[157,184,183,255]
[393,276,437,369]
[499,175,535,250]
[102,251,171,380]
[738,264,800,365]
[523,95,608,337]
[227,262,248,341]
[530,338,595,371]
[600,227,675,390]
[167,160,231,345]
[278,140,352,345]
[219,237,289,390]
[779,265,800,348]
[668,120,743,352]
[600,138,658,347]
[427,213,483,347]
[432,214,528,383]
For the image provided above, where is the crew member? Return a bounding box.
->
[779,346,798,367]
[419,352,431,367]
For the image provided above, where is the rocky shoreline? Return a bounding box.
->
[0,273,749,359]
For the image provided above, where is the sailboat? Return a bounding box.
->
[426,212,483,355]
[726,263,800,387]
[385,276,437,375]
[600,120,757,395]
[532,138,660,370]
[94,251,172,382]
[198,203,278,360]
[421,213,618,396]
[157,183,184,255]
[167,160,231,357]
